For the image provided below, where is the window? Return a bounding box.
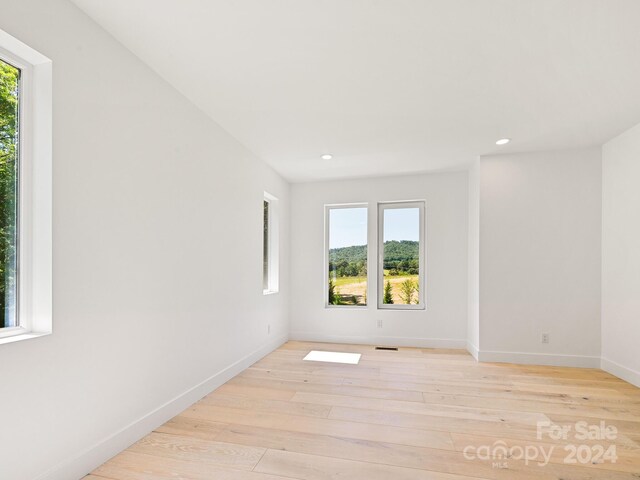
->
[324,202,425,309]
[326,205,368,307]
[378,201,425,309]
[0,30,52,344]
[263,199,269,289]
[263,192,279,294]
[0,58,19,330]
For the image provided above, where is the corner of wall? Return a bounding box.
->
[600,121,640,388]
[466,341,479,360]
[467,157,480,356]
[601,357,640,388]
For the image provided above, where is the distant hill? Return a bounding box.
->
[382,240,419,264]
[329,244,367,264]
[329,240,419,274]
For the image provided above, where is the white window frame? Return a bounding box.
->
[263,192,279,295]
[0,29,52,345]
[377,201,426,310]
[324,203,369,308]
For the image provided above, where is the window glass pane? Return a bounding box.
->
[0,59,19,328]
[382,207,420,305]
[328,207,367,306]
[263,200,269,290]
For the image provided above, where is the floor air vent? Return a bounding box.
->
[375,346,399,351]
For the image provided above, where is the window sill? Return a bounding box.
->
[263,290,279,296]
[0,331,51,346]
[325,304,368,309]
[378,305,426,311]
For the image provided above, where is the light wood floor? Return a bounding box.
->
[87,341,640,480]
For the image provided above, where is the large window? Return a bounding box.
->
[378,202,425,309]
[263,192,279,294]
[0,58,19,329]
[0,29,52,344]
[326,205,368,307]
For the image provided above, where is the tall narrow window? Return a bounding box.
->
[378,202,425,309]
[326,205,368,307]
[263,199,269,290]
[0,29,52,345]
[263,192,279,294]
[0,58,20,329]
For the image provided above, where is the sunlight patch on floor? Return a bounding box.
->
[303,350,362,365]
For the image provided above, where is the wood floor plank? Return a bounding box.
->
[90,341,640,480]
[241,366,346,385]
[181,403,455,450]
[154,415,227,440]
[200,392,332,418]
[420,391,640,422]
[343,376,638,407]
[254,448,497,480]
[217,423,457,469]
[127,432,265,470]
[291,391,549,425]
[326,401,638,451]
[328,405,547,441]
[542,462,640,480]
[229,376,426,402]
[94,451,290,480]
[216,423,575,478]
[215,383,297,400]
[351,367,629,390]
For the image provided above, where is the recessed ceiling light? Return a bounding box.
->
[496,138,510,145]
[321,154,333,160]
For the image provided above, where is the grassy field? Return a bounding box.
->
[333,276,367,287]
[330,276,367,305]
[382,274,419,304]
[330,274,419,305]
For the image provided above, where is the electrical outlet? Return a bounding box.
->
[268,324,271,334]
[541,333,550,344]
[377,319,383,328]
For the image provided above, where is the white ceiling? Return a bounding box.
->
[72,0,640,182]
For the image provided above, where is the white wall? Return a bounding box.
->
[290,172,468,348]
[602,123,640,387]
[479,149,602,367]
[0,1,290,479]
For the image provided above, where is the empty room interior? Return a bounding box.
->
[2,1,640,479]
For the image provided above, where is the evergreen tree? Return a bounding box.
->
[328,279,344,305]
[399,279,417,304]
[383,280,394,304]
[328,278,337,304]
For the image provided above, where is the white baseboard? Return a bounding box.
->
[601,357,640,388]
[466,341,479,360]
[477,349,600,368]
[35,334,288,480]
[289,332,467,350]
[287,334,602,369]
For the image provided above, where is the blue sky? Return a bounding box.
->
[329,207,419,249]
[383,208,420,242]
[329,208,367,248]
